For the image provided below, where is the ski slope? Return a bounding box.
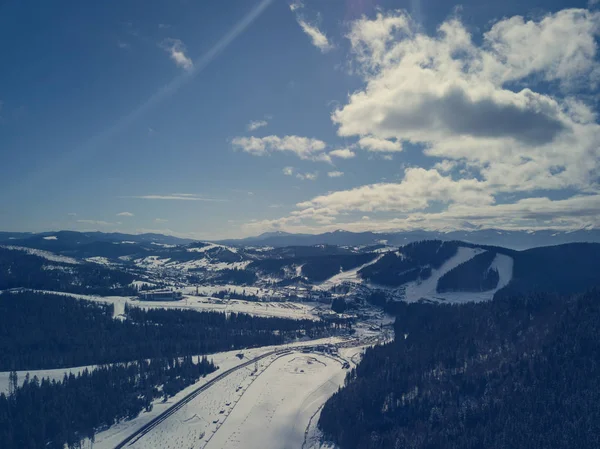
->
[315,254,384,290]
[402,250,514,304]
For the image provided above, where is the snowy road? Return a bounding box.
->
[119,350,348,449]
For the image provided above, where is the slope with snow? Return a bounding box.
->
[401,250,514,304]
[1,245,80,264]
[401,247,483,302]
[316,254,384,291]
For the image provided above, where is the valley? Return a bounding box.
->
[2,231,600,449]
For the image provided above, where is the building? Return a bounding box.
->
[138,290,183,301]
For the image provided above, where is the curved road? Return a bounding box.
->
[113,348,291,449]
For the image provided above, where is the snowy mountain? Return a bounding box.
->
[3,233,600,305]
[217,229,600,250]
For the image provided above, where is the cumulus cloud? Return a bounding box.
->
[298,167,492,213]
[282,166,295,176]
[117,211,134,217]
[297,20,334,52]
[232,135,329,161]
[247,119,268,131]
[328,171,344,177]
[161,38,193,70]
[243,8,600,235]
[329,148,356,159]
[358,136,403,152]
[333,9,600,192]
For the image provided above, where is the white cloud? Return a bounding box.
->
[282,166,295,176]
[247,119,268,131]
[298,167,492,213]
[329,148,356,159]
[333,9,600,194]
[67,212,77,217]
[296,171,318,181]
[328,171,344,177]
[155,218,169,223]
[232,135,329,161]
[297,20,333,52]
[242,8,600,235]
[76,219,116,226]
[117,41,131,50]
[289,1,303,11]
[161,38,193,71]
[358,136,403,152]
[124,194,226,201]
[117,211,134,217]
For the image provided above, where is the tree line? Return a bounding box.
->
[0,291,330,370]
[0,247,135,295]
[0,356,216,449]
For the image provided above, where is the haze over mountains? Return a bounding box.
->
[3,228,600,252]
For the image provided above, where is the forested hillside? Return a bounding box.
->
[0,292,329,370]
[0,357,216,449]
[498,243,600,297]
[359,241,459,286]
[437,250,499,292]
[320,290,600,449]
[0,247,135,295]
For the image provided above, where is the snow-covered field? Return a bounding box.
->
[99,349,356,449]
[73,338,347,449]
[4,289,323,321]
[204,353,345,449]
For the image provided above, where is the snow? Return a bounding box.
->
[400,251,514,304]
[92,347,356,449]
[316,254,384,290]
[43,236,58,240]
[151,296,322,321]
[131,280,157,289]
[0,364,98,394]
[85,256,113,265]
[151,242,177,248]
[401,247,484,303]
[187,243,238,254]
[76,337,347,449]
[134,255,250,272]
[203,353,345,449]
[5,288,323,321]
[490,253,513,291]
[187,243,219,253]
[1,245,80,264]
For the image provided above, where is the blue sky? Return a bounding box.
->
[1,0,598,239]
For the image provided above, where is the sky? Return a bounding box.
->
[0,0,599,240]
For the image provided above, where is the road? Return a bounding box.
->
[113,348,291,449]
